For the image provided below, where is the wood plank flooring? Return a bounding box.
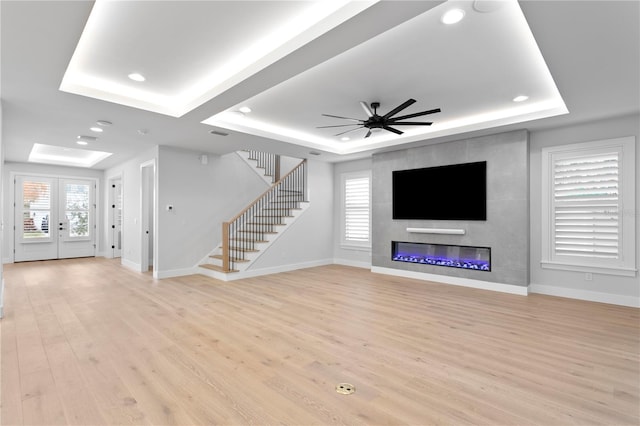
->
[1,257,638,425]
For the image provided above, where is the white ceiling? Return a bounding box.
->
[1,0,638,169]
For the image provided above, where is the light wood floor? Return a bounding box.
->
[1,258,638,425]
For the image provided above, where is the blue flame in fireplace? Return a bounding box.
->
[392,242,491,271]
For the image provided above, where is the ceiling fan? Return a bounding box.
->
[318,99,441,138]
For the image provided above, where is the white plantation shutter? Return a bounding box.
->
[553,152,619,258]
[22,180,52,240]
[541,137,636,276]
[343,172,371,247]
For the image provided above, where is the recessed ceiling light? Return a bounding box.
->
[77,135,97,143]
[90,127,103,132]
[96,120,112,126]
[76,141,88,146]
[341,137,350,141]
[513,95,529,102]
[239,106,252,114]
[128,73,145,82]
[441,8,465,25]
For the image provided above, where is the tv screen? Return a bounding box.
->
[392,161,486,220]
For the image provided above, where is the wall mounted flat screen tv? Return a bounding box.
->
[393,161,487,220]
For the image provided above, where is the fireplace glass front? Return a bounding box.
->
[392,241,491,271]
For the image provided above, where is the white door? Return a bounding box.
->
[15,176,96,262]
[109,178,123,258]
[140,163,154,272]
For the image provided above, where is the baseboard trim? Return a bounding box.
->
[225,258,334,281]
[121,258,141,272]
[530,283,640,308]
[334,258,371,269]
[2,257,13,264]
[371,266,529,296]
[155,267,199,279]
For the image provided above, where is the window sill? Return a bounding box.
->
[540,260,637,277]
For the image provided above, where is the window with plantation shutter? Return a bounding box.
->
[541,137,636,276]
[342,171,371,248]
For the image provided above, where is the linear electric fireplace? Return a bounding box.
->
[392,241,491,271]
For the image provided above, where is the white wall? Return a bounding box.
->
[250,159,334,270]
[2,161,104,263]
[333,157,372,268]
[103,146,158,272]
[155,146,268,276]
[529,113,640,307]
[0,101,4,318]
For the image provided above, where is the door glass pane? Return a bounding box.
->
[67,211,89,237]
[22,180,51,239]
[65,183,90,238]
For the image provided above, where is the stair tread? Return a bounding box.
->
[209,254,249,262]
[199,264,239,273]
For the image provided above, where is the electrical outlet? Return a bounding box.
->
[585,272,593,281]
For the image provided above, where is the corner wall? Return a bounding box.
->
[372,130,530,288]
[155,146,267,276]
[0,100,4,318]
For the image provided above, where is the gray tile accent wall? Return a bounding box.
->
[372,130,529,286]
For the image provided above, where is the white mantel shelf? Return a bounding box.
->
[406,228,466,235]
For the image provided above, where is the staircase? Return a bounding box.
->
[198,155,308,277]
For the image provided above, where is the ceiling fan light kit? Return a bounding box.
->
[319,98,441,139]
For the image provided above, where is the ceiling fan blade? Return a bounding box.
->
[389,108,441,121]
[360,101,373,117]
[334,126,364,137]
[364,129,372,138]
[387,121,432,126]
[321,113,363,122]
[382,99,416,119]
[382,125,403,135]
[316,124,361,128]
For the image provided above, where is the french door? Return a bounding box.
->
[14,175,96,262]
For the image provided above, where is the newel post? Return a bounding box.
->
[222,222,230,272]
